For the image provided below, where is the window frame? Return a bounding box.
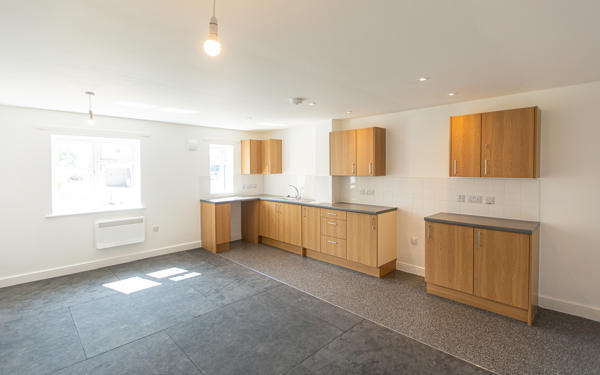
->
[50,134,142,216]
[208,143,235,196]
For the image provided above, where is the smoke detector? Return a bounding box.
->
[289,97,306,105]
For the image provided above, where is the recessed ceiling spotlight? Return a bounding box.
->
[346,110,352,114]
[418,77,429,82]
[448,92,456,96]
[308,101,316,106]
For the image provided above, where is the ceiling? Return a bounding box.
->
[1,0,599,130]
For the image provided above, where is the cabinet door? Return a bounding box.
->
[450,114,481,177]
[425,222,474,294]
[302,206,320,251]
[261,139,282,174]
[356,127,386,176]
[259,201,278,239]
[278,203,301,246]
[474,229,530,309]
[241,140,262,175]
[347,212,377,267]
[329,130,356,176]
[481,107,536,178]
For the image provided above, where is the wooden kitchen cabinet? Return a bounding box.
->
[241,139,282,175]
[449,114,481,177]
[481,107,539,178]
[356,127,386,176]
[424,222,474,294]
[330,127,387,176]
[200,202,231,253]
[259,200,279,239]
[449,107,540,178]
[278,202,301,246]
[261,139,282,174]
[424,214,540,324]
[301,206,320,251]
[347,212,378,267]
[241,139,262,175]
[329,129,356,176]
[474,228,530,309]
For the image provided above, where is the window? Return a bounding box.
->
[51,135,141,215]
[209,144,234,194]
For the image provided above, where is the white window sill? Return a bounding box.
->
[46,206,145,218]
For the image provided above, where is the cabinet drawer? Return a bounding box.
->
[320,217,346,239]
[320,208,346,220]
[320,236,347,259]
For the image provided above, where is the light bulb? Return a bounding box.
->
[204,39,221,57]
[88,111,95,126]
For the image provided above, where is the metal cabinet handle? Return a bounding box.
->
[352,163,355,175]
[327,222,337,226]
[327,212,337,216]
[484,160,488,176]
[427,224,430,240]
[453,160,457,175]
[327,240,337,244]
[369,162,372,175]
[478,231,481,248]
[371,217,375,230]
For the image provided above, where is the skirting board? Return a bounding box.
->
[0,240,202,288]
[396,260,599,323]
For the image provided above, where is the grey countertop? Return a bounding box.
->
[424,212,539,234]
[200,195,397,215]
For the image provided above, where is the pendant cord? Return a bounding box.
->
[212,0,216,17]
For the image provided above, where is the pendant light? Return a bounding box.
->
[85,91,96,126]
[203,0,221,56]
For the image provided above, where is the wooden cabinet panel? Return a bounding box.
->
[481,107,536,178]
[356,127,386,176]
[329,130,356,176]
[302,206,320,251]
[241,139,262,175]
[425,222,474,294]
[474,229,530,309]
[259,201,278,239]
[320,217,346,239]
[450,114,481,177]
[320,236,347,259]
[278,203,301,246]
[347,212,378,267]
[320,208,346,220]
[261,139,282,174]
[215,204,231,245]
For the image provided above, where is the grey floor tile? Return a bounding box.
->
[0,269,119,324]
[300,320,490,375]
[53,332,200,375]
[108,249,229,280]
[70,280,221,357]
[220,243,600,375]
[0,308,85,375]
[167,292,343,375]
[268,284,363,331]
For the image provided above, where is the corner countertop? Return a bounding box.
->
[424,212,539,234]
[200,195,397,215]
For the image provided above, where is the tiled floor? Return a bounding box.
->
[220,241,600,375]
[0,247,488,375]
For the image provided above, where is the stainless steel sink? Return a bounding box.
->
[283,196,314,203]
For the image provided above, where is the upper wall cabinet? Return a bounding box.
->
[241,139,282,175]
[449,107,540,178]
[330,127,386,176]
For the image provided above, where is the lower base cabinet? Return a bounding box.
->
[425,220,539,325]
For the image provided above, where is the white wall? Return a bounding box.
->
[260,121,333,202]
[332,81,600,321]
[0,105,262,286]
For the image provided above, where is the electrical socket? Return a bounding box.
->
[367,189,375,196]
[153,226,160,232]
[485,196,496,205]
[456,194,466,203]
[468,195,483,204]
